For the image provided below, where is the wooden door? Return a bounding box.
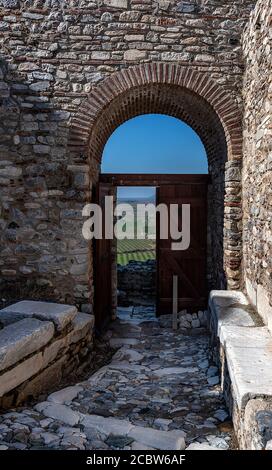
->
[157,181,208,315]
[94,182,113,331]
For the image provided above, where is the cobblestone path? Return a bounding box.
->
[0,307,235,450]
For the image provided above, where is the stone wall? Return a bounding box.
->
[117,260,156,306]
[0,1,256,313]
[242,0,272,332]
[0,300,94,408]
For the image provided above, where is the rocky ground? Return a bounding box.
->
[0,307,235,450]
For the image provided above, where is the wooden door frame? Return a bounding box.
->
[100,174,210,186]
[97,173,210,323]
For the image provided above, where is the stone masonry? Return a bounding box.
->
[0,0,259,315]
[242,0,272,332]
[0,301,94,408]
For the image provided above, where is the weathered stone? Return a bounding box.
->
[0,353,43,397]
[0,0,19,8]
[220,326,272,409]
[104,0,127,8]
[124,50,146,61]
[0,318,54,372]
[35,403,80,426]
[128,426,186,451]
[153,367,198,377]
[186,442,221,450]
[81,414,133,435]
[1,301,77,331]
[48,386,83,405]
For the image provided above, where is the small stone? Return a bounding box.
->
[191,319,200,328]
[214,409,229,422]
[207,376,220,386]
[154,418,172,430]
[29,81,50,92]
[124,50,146,61]
[0,0,19,8]
[207,366,218,377]
[105,434,134,449]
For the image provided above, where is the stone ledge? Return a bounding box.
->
[209,290,272,449]
[221,325,272,410]
[209,289,255,342]
[0,318,54,372]
[0,301,77,332]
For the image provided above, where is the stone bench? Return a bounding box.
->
[208,290,272,450]
[0,301,94,408]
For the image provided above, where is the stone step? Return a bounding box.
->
[0,301,77,331]
[34,401,186,450]
[0,318,54,372]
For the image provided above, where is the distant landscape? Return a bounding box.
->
[116,197,156,266]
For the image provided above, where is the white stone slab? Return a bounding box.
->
[80,414,134,436]
[153,367,198,377]
[128,426,186,450]
[209,290,249,308]
[209,290,255,340]
[221,325,272,410]
[0,301,77,331]
[0,318,54,372]
[48,386,83,405]
[35,402,80,426]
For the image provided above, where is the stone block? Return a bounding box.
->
[35,402,80,426]
[0,301,77,331]
[128,426,185,450]
[209,290,255,341]
[67,313,94,345]
[0,318,54,372]
[104,0,127,8]
[221,325,272,410]
[48,386,83,405]
[42,337,67,365]
[0,353,43,397]
[257,284,272,332]
[124,50,146,61]
[186,443,220,450]
[81,414,133,435]
[15,355,67,405]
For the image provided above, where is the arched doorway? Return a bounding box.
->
[69,63,242,327]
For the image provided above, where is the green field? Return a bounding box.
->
[117,239,156,266]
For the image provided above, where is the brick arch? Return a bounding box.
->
[69,62,243,293]
[69,63,242,165]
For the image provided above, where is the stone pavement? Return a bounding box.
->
[0,307,234,450]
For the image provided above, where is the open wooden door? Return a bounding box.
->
[94,182,113,331]
[157,179,208,315]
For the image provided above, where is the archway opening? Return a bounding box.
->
[100,114,209,317]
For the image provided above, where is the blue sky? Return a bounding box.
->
[102,114,208,199]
